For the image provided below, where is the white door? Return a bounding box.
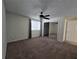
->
[66,19,77,45]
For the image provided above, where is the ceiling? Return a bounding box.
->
[5,0,77,19]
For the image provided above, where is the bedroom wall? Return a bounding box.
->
[57,17,65,42]
[6,12,29,42]
[49,23,58,34]
[44,18,58,23]
[2,2,7,59]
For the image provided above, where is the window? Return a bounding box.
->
[31,20,40,30]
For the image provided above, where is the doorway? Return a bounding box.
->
[44,22,49,36]
[49,22,58,40]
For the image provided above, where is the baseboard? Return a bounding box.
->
[7,37,28,43]
[7,36,41,43]
[64,40,77,45]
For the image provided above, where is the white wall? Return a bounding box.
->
[44,18,58,23]
[2,2,7,59]
[49,23,58,34]
[6,12,29,42]
[57,17,65,42]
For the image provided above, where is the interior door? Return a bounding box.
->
[66,20,77,43]
[44,22,49,36]
[63,17,77,45]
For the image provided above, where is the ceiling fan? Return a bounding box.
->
[40,11,50,20]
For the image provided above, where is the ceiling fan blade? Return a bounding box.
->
[44,17,50,20]
[45,15,50,17]
[40,11,50,20]
[40,14,44,18]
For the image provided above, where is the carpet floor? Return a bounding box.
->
[6,37,77,59]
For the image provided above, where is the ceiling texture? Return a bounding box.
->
[5,0,77,19]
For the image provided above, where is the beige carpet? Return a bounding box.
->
[6,37,77,59]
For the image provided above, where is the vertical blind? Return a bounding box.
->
[31,20,40,30]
